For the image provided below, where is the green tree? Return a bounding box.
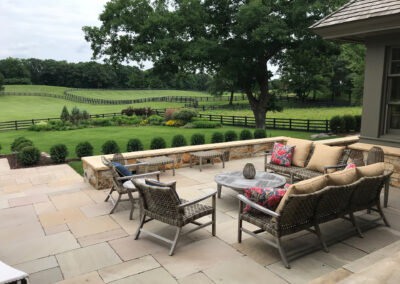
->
[60,106,70,122]
[0,72,4,90]
[83,0,343,128]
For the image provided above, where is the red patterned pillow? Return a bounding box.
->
[243,187,287,213]
[345,163,356,169]
[271,142,295,167]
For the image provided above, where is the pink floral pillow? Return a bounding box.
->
[271,142,295,167]
[244,187,287,213]
[345,163,356,169]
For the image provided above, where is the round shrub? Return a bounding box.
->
[101,140,120,154]
[240,129,253,140]
[50,144,69,163]
[15,141,34,152]
[150,137,167,150]
[11,137,33,152]
[254,128,266,139]
[17,146,40,166]
[329,115,345,133]
[211,132,224,143]
[75,142,93,158]
[191,133,205,145]
[172,109,197,123]
[354,115,362,132]
[342,115,356,133]
[127,139,144,152]
[164,108,179,121]
[172,135,187,147]
[225,130,238,142]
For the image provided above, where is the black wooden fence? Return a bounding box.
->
[0,109,329,133]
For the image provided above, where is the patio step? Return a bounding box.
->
[0,158,10,171]
[308,239,400,284]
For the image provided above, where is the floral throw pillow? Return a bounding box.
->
[345,163,356,169]
[243,187,287,213]
[270,142,296,167]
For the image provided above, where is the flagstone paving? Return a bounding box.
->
[0,157,400,283]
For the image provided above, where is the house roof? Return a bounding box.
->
[311,0,400,29]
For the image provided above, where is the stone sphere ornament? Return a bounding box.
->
[243,163,256,179]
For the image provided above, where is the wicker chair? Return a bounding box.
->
[237,171,393,269]
[132,179,217,256]
[264,146,352,183]
[101,155,160,219]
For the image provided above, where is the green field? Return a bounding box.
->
[0,125,311,158]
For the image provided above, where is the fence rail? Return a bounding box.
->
[0,109,329,133]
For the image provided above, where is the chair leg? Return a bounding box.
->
[349,212,364,238]
[134,214,146,240]
[169,227,182,256]
[105,187,115,202]
[276,237,290,269]
[127,191,135,220]
[384,179,390,208]
[238,218,243,243]
[377,201,390,227]
[212,195,216,236]
[109,194,121,214]
[314,224,329,253]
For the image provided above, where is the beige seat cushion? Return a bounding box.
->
[286,138,313,167]
[327,168,358,186]
[306,144,344,173]
[357,162,385,177]
[275,175,328,214]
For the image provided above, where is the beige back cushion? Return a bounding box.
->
[275,175,328,214]
[357,162,385,178]
[306,144,344,173]
[286,138,313,168]
[327,168,358,186]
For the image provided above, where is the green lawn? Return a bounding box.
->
[4,85,69,95]
[0,125,312,158]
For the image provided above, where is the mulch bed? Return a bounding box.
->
[1,154,80,169]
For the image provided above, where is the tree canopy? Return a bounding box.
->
[84,0,349,128]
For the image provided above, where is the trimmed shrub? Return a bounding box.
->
[254,128,266,139]
[15,141,34,152]
[121,106,134,116]
[354,115,362,132]
[81,110,90,120]
[132,107,153,116]
[211,132,224,143]
[150,137,167,149]
[70,106,81,124]
[330,115,345,133]
[101,140,120,154]
[224,130,238,142]
[164,108,179,121]
[113,115,141,125]
[165,120,184,126]
[91,118,114,126]
[172,109,197,123]
[171,135,187,147]
[75,142,93,158]
[240,129,253,140]
[147,115,164,125]
[191,120,221,128]
[191,133,205,145]
[60,106,70,122]
[127,139,144,152]
[17,146,40,166]
[343,115,356,133]
[11,137,33,152]
[50,144,69,163]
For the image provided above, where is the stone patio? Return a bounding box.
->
[1,156,400,283]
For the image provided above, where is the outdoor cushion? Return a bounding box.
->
[327,168,358,186]
[145,179,181,203]
[111,162,131,177]
[357,162,385,177]
[244,187,287,213]
[286,138,313,168]
[345,163,356,169]
[306,144,344,173]
[271,142,296,167]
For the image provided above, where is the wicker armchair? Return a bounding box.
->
[101,155,160,219]
[264,146,352,183]
[132,179,217,256]
[237,171,393,269]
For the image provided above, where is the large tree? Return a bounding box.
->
[83,0,343,128]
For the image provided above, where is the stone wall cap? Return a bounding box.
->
[349,142,400,157]
[313,136,360,146]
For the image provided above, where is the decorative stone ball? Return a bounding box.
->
[243,163,256,179]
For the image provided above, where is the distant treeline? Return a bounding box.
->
[0,57,212,90]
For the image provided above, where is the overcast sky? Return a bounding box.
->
[0,0,109,63]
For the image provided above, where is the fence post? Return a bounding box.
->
[232,116,235,126]
[209,115,212,121]
[220,115,223,124]
[245,117,247,127]
[307,120,310,132]
[326,120,329,132]
[15,121,18,130]
[273,118,276,129]
[289,119,292,130]
[32,119,34,125]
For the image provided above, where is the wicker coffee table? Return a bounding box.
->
[190,150,225,172]
[137,156,175,176]
[214,171,286,198]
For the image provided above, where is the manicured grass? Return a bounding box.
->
[4,85,69,95]
[0,125,312,158]
[69,161,84,176]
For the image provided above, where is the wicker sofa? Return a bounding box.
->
[265,144,352,183]
[238,166,392,269]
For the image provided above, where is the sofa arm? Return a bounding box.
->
[323,164,347,174]
[117,171,161,181]
[237,195,280,218]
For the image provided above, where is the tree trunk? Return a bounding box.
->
[253,106,267,129]
[229,90,234,105]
